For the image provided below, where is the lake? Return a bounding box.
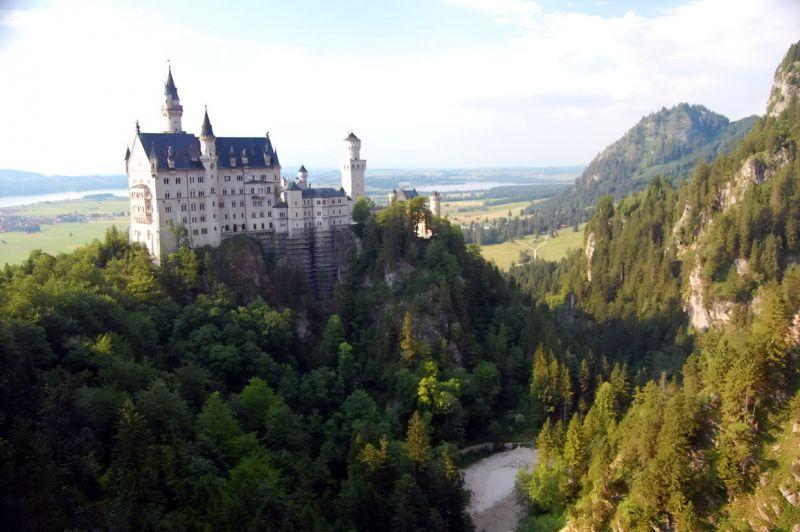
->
[0,189,128,209]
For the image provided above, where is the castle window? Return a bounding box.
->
[224,175,231,182]
[239,201,244,207]
[253,224,256,230]
[219,201,225,208]
[210,188,215,194]
[177,191,182,198]
[198,177,204,183]
[163,178,169,184]
[165,192,170,199]
[200,216,206,222]
[181,204,187,211]
[251,187,254,194]
[261,223,265,229]
[192,229,198,235]
[190,177,195,184]
[269,222,273,228]
[176,177,181,184]
[165,205,172,213]
[237,175,243,181]
[223,189,227,195]
[199,191,205,197]
[201,228,208,234]
[267,187,271,193]
[199,203,205,211]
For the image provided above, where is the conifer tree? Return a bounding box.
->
[405,410,431,464]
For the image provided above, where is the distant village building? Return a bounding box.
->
[125,67,366,264]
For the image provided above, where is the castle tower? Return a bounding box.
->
[200,107,216,160]
[431,190,441,217]
[161,66,184,133]
[340,131,366,201]
[297,165,309,188]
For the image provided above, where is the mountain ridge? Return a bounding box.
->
[527,103,757,229]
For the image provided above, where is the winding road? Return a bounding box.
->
[462,446,538,532]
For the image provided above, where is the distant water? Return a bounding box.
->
[413,181,517,192]
[0,189,128,209]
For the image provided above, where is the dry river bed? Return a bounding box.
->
[462,446,538,532]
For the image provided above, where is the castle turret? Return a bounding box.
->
[161,66,184,133]
[200,107,216,163]
[340,131,366,201]
[297,165,309,188]
[431,190,441,217]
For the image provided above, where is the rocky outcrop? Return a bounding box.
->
[768,41,800,118]
[717,148,791,212]
[585,231,596,282]
[685,264,735,331]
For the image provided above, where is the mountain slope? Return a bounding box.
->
[512,39,800,530]
[528,104,757,229]
[0,169,127,196]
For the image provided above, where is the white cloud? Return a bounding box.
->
[441,0,543,27]
[0,0,797,175]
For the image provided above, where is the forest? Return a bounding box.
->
[0,193,584,530]
[510,43,800,530]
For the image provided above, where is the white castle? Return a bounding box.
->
[125,67,366,262]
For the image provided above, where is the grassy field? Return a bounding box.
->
[480,224,586,269]
[6,197,128,217]
[0,220,127,265]
[441,199,533,224]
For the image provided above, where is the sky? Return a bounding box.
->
[0,0,797,176]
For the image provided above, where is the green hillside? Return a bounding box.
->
[510,40,800,530]
[528,104,757,230]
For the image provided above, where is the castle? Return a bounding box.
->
[389,188,441,218]
[125,67,366,268]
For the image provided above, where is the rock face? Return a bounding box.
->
[585,231,596,282]
[717,148,791,212]
[768,41,800,118]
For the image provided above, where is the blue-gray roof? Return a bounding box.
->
[286,181,301,191]
[302,187,347,199]
[401,188,419,199]
[165,67,179,99]
[137,132,278,170]
[201,109,214,138]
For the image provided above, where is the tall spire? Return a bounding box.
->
[161,64,183,133]
[201,105,214,138]
[164,65,179,99]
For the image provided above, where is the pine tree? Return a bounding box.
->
[104,399,160,530]
[563,412,588,495]
[406,411,431,464]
